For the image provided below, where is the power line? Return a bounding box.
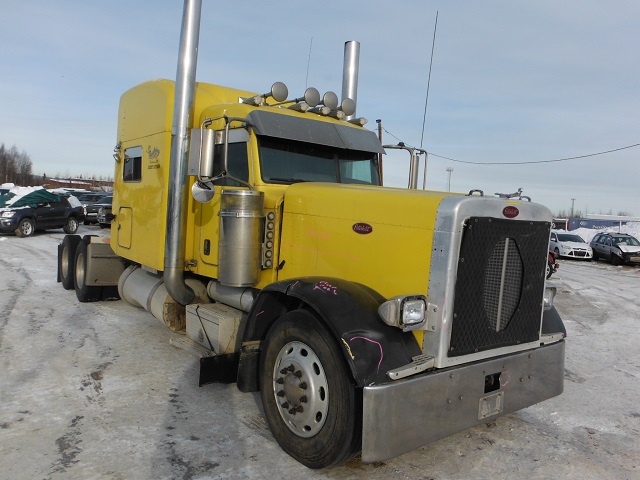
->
[379,126,640,165]
[429,143,640,165]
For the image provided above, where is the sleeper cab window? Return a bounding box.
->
[123,146,143,182]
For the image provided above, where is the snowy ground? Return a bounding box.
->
[1,225,639,480]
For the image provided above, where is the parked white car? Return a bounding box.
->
[549,231,593,259]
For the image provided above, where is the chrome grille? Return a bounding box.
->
[449,217,550,357]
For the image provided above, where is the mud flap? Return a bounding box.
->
[56,244,62,283]
[199,353,240,386]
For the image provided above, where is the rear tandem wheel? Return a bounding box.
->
[74,240,103,302]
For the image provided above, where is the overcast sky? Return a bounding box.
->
[2,0,638,216]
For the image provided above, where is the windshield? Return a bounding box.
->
[258,136,380,185]
[557,234,585,243]
[613,236,640,246]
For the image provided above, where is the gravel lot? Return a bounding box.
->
[1,227,639,480]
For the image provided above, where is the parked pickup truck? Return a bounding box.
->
[0,188,84,237]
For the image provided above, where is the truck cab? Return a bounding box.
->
[94,78,565,468]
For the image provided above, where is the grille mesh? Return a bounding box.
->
[483,238,523,332]
[449,217,550,357]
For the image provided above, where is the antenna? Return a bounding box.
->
[305,37,313,89]
[420,11,438,150]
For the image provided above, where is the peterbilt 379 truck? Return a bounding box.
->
[57,0,565,469]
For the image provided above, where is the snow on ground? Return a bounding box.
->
[0,226,639,479]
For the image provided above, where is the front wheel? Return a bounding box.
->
[15,218,35,237]
[259,310,361,469]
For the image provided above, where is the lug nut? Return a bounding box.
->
[287,365,295,372]
[299,382,307,390]
[281,402,289,409]
[297,405,304,413]
[276,378,284,384]
[277,390,285,397]
[294,370,302,378]
[300,396,307,403]
[289,407,297,415]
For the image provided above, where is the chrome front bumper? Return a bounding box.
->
[361,340,565,462]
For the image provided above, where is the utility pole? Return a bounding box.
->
[376,119,383,184]
[446,167,453,192]
[570,198,575,218]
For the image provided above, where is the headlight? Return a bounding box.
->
[543,285,556,311]
[1,210,16,218]
[378,295,427,331]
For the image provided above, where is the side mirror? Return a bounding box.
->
[188,128,224,179]
[199,128,219,179]
[192,181,215,204]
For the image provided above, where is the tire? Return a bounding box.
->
[611,254,622,266]
[60,235,82,290]
[259,310,361,469]
[74,240,103,302]
[546,262,553,279]
[63,216,79,234]
[15,218,35,237]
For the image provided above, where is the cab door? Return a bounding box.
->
[195,129,251,271]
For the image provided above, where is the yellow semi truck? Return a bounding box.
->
[57,0,565,469]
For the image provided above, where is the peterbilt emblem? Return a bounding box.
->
[353,223,373,234]
[502,206,519,218]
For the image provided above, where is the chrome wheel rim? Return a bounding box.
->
[272,341,329,438]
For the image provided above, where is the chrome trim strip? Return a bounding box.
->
[495,237,510,332]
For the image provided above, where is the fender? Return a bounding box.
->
[237,276,422,391]
[541,305,567,337]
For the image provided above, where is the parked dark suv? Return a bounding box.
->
[0,191,84,237]
[83,195,112,225]
[590,233,640,265]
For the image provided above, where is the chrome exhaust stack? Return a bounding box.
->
[164,0,202,305]
[341,40,360,122]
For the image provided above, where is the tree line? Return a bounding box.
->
[0,143,33,185]
[1,143,113,187]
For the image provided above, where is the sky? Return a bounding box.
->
[1,0,639,217]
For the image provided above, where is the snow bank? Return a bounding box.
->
[563,222,640,243]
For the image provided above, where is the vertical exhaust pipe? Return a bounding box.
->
[163,0,202,305]
[341,40,360,121]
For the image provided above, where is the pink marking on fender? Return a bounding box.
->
[350,336,384,373]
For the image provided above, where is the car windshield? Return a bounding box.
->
[613,236,640,246]
[557,234,585,243]
[258,136,381,185]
